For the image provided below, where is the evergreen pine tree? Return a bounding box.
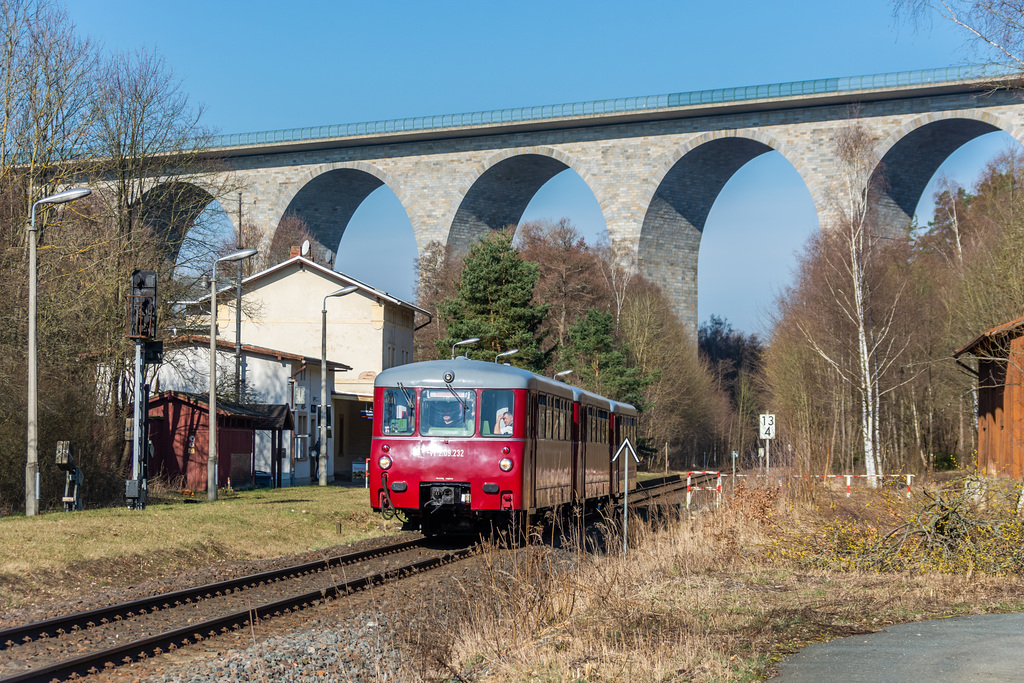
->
[561,308,654,408]
[436,230,551,372]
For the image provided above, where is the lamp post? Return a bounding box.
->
[26,187,91,516]
[451,337,480,360]
[554,370,574,381]
[208,248,258,502]
[495,348,518,363]
[319,285,358,487]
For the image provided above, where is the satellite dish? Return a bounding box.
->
[300,239,310,256]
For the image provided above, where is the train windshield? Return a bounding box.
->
[381,387,416,435]
[420,389,476,437]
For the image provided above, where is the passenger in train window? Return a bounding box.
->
[497,409,513,434]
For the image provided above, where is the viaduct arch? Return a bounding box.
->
[157,67,1024,336]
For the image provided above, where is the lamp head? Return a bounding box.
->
[37,188,91,206]
[216,248,258,264]
[451,337,480,360]
[328,285,359,298]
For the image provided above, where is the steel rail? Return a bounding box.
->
[0,546,476,683]
[0,537,425,650]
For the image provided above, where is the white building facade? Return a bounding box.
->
[215,256,427,482]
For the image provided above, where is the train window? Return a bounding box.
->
[420,389,476,437]
[382,387,416,436]
[481,389,515,436]
[544,398,553,440]
[558,400,567,441]
[538,395,547,439]
[557,397,565,440]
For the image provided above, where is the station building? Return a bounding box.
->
[152,255,427,488]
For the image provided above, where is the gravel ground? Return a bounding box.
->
[149,611,409,682]
[2,532,445,682]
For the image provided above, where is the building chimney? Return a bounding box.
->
[290,246,301,258]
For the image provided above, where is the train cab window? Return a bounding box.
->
[481,389,515,436]
[382,387,416,436]
[420,389,476,437]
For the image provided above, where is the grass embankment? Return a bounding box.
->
[401,477,1024,682]
[0,485,399,611]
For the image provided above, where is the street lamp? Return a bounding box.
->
[451,337,480,360]
[495,349,518,363]
[554,370,574,381]
[26,187,91,516]
[208,248,258,502]
[319,285,358,487]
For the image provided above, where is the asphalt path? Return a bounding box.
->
[775,612,1024,681]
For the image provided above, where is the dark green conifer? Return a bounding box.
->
[435,230,551,372]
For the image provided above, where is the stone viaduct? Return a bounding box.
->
[177,65,1024,335]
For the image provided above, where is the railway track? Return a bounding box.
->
[0,537,476,683]
[632,472,709,502]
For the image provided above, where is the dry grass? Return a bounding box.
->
[0,485,400,610]
[399,480,1024,682]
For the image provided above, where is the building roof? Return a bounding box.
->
[235,256,431,318]
[954,316,1024,359]
[166,335,352,372]
[149,391,294,430]
[148,389,292,428]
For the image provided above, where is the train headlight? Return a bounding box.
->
[499,458,513,472]
[378,455,392,470]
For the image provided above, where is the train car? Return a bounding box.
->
[368,357,637,533]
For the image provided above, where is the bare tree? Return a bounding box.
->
[517,218,609,347]
[789,124,918,482]
[414,239,463,361]
[594,239,637,330]
[896,1,1024,69]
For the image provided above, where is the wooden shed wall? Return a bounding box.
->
[148,397,255,491]
[977,336,1024,478]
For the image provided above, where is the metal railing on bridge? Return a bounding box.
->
[210,64,1012,149]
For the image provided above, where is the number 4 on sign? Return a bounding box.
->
[759,414,775,440]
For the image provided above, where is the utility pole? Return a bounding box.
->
[234,193,243,403]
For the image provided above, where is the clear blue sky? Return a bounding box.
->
[66,0,1016,334]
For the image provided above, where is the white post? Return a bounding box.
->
[622,448,630,555]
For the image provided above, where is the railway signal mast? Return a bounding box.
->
[127,270,161,509]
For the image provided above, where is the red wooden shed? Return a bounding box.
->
[147,391,292,491]
[954,317,1024,478]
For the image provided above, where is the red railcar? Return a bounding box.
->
[369,357,638,533]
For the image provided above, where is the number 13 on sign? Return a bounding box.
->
[759,414,775,440]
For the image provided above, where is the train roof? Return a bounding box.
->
[375,357,575,396]
[569,386,612,411]
[610,400,639,417]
